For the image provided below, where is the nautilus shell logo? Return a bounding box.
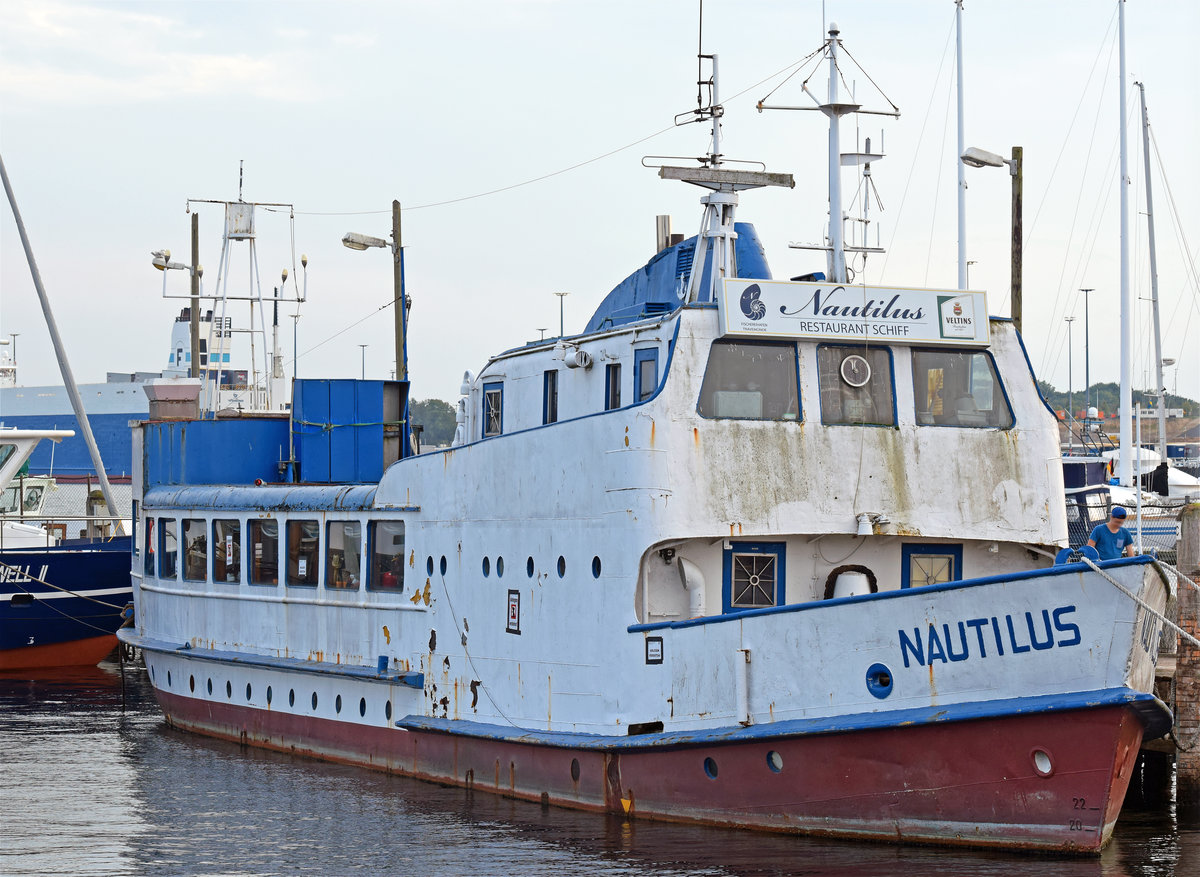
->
[739,283,766,321]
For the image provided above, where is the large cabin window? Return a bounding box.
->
[287,520,320,586]
[816,345,895,426]
[722,541,786,613]
[326,521,362,590]
[605,363,622,410]
[911,349,1014,428]
[698,340,799,421]
[543,370,558,424]
[249,520,278,585]
[634,348,659,402]
[182,518,208,582]
[369,521,406,591]
[158,518,178,580]
[483,382,503,437]
[213,519,242,583]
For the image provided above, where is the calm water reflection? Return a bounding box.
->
[1,662,1196,876]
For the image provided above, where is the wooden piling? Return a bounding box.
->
[1175,502,1200,801]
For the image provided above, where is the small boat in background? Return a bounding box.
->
[0,429,132,671]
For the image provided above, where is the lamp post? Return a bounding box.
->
[961,146,1023,333]
[1066,315,1075,452]
[359,344,368,380]
[554,292,569,338]
[1080,287,1095,413]
[343,199,407,382]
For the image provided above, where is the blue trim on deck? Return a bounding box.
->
[121,631,425,688]
[142,485,390,512]
[397,687,1170,751]
[629,555,1160,633]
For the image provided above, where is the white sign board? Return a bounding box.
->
[719,279,990,346]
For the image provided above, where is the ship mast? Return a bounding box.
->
[657,53,793,304]
[1118,0,1133,486]
[1136,81,1167,460]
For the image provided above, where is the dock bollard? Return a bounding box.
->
[1176,502,1200,802]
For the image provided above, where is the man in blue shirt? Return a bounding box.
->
[1087,506,1136,560]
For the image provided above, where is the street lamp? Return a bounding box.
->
[151,247,204,379]
[359,344,368,380]
[343,200,408,383]
[961,146,1023,333]
[554,292,569,338]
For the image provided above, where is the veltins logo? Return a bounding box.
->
[937,295,975,339]
[739,283,766,321]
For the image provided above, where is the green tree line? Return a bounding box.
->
[1036,380,1198,417]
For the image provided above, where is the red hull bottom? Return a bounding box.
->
[0,634,117,672]
[152,686,1143,854]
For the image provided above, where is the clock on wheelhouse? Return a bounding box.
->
[839,354,871,388]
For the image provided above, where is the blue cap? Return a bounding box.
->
[1110,506,1127,519]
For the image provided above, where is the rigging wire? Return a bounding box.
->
[878,10,957,279]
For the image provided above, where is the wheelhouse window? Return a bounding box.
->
[369,521,406,591]
[182,518,208,582]
[697,340,799,420]
[543,370,558,425]
[249,519,278,585]
[158,518,178,579]
[634,348,659,402]
[816,345,895,426]
[723,541,786,613]
[605,363,622,410]
[213,519,242,583]
[287,520,319,586]
[911,349,1013,428]
[326,521,362,590]
[483,382,503,437]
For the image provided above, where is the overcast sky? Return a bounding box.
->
[2,0,1197,408]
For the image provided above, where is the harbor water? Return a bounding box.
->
[2,660,1196,877]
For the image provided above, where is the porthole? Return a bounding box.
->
[1032,749,1054,777]
[385,701,393,721]
[289,688,296,707]
[483,557,491,577]
[267,686,273,705]
[246,682,252,702]
[336,694,342,714]
[497,556,504,578]
[591,556,601,579]
[865,663,894,700]
[226,680,232,699]
[703,757,718,779]
[570,758,581,782]
[557,555,566,578]
[440,556,447,576]
[207,678,213,695]
[189,675,195,692]
[427,556,434,576]
[767,751,784,773]
[527,556,534,578]
[312,692,319,710]
[359,697,367,717]
[166,669,171,687]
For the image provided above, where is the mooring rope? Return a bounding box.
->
[1079,556,1200,649]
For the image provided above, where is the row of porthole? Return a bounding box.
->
[156,666,393,721]
[422,554,604,580]
[701,751,785,780]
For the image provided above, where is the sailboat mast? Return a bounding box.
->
[827,24,847,284]
[1136,81,1167,460]
[1117,0,1133,486]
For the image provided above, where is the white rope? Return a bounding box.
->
[1079,556,1200,649]
[1157,558,1200,595]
